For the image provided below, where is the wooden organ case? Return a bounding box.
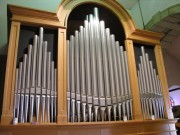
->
[0,0,177,135]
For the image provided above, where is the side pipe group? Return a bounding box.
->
[13,27,57,123]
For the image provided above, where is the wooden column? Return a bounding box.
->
[57,28,67,124]
[154,45,174,119]
[125,39,143,120]
[1,21,20,125]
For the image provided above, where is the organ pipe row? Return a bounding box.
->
[137,46,165,119]
[67,7,133,122]
[13,27,57,123]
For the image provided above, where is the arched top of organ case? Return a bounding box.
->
[57,0,163,44]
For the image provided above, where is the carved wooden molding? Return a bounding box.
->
[56,0,136,37]
[128,29,164,45]
[8,4,63,27]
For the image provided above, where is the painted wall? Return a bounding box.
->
[0,0,62,55]
[130,0,180,29]
[162,49,180,87]
[1,0,180,54]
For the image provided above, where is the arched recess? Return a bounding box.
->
[56,0,136,38]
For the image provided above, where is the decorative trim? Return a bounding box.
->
[8,4,63,28]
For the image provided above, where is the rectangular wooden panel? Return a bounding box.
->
[57,28,67,124]
[154,45,174,119]
[1,21,20,125]
[125,39,143,120]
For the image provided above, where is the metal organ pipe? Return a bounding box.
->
[13,27,57,123]
[24,45,32,123]
[137,46,165,120]
[67,7,133,122]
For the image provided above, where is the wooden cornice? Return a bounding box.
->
[8,4,64,28]
[127,29,164,45]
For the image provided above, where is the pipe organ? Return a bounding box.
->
[67,8,133,122]
[13,27,57,123]
[0,1,177,135]
[137,46,165,120]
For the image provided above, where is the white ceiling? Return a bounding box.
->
[116,0,138,9]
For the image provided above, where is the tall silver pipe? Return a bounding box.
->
[46,52,51,122]
[106,28,117,121]
[51,61,54,122]
[20,54,27,123]
[94,20,106,121]
[115,43,124,121]
[119,46,128,119]
[75,30,81,122]
[88,14,98,122]
[99,21,112,121]
[152,68,161,118]
[79,26,87,122]
[145,53,157,118]
[141,47,153,118]
[29,35,38,122]
[138,63,149,119]
[41,41,47,122]
[24,45,32,122]
[89,14,98,108]
[140,56,151,118]
[149,61,159,118]
[124,51,132,120]
[139,58,148,119]
[84,20,92,122]
[36,27,43,122]
[111,38,120,101]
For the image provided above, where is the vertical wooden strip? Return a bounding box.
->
[125,39,143,120]
[1,21,20,124]
[57,28,67,124]
[154,45,174,119]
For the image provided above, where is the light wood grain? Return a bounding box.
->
[1,21,20,125]
[57,28,67,124]
[154,45,174,119]
[125,40,143,120]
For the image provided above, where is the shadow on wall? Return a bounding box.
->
[0,55,7,117]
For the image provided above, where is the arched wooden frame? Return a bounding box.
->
[57,0,135,38]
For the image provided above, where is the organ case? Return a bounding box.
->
[0,0,177,134]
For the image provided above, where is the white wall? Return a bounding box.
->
[162,49,180,87]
